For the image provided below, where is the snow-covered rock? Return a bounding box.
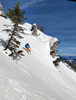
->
[0,2,3,12]
[50,41,59,58]
[0,11,8,19]
[31,23,38,36]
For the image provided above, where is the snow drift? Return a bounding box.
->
[0,11,76,100]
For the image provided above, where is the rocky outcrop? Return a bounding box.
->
[0,2,3,12]
[50,41,59,58]
[66,61,76,72]
[0,2,7,19]
[31,23,38,36]
[53,57,62,66]
[0,12,8,19]
[0,3,7,19]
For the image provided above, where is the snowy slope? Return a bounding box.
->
[0,12,76,100]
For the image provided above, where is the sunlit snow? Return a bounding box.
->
[0,12,76,100]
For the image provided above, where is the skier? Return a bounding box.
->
[25,43,31,54]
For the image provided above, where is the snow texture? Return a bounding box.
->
[0,15,76,100]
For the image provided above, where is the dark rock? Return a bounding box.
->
[0,13,8,19]
[50,41,59,58]
[31,23,38,36]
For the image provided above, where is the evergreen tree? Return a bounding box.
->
[3,2,27,58]
[39,25,45,34]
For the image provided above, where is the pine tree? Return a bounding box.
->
[3,2,27,58]
[39,25,45,34]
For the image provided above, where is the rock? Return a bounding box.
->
[66,61,76,72]
[0,12,7,19]
[50,41,59,58]
[0,2,7,19]
[0,10,7,19]
[0,2,3,12]
[31,23,38,36]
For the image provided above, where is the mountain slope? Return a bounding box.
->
[0,12,76,100]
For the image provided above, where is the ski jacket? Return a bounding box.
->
[25,43,30,48]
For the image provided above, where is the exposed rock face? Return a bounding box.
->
[66,61,76,72]
[50,41,59,58]
[0,3,7,19]
[0,12,7,19]
[31,23,38,36]
[0,2,3,12]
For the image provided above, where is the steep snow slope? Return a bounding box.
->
[0,14,76,100]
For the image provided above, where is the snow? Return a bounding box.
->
[0,11,2,15]
[0,15,76,100]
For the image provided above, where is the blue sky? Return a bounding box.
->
[1,0,76,56]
